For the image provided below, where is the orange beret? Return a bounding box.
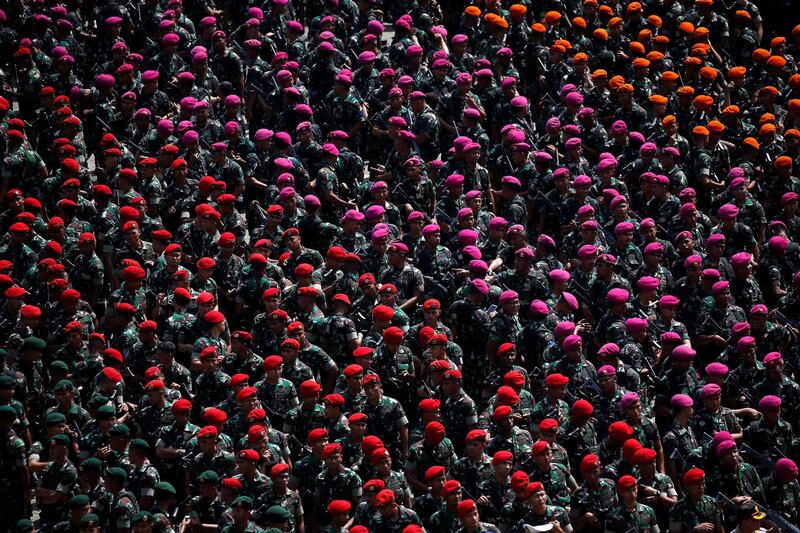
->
[629,41,646,54]
[661,71,679,82]
[700,66,718,79]
[767,55,787,69]
[728,66,747,79]
[759,123,777,136]
[722,105,740,116]
[545,10,561,22]
[776,156,793,170]
[752,48,770,61]
[743,137,760,149]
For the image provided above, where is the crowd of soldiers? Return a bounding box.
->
[3,0,800,532]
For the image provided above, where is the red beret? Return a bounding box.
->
[238,449,260,462]
[618,475,636,492]
[101,367,122,383]
[682,468,705,485]
[308,428,328,443]
[204,407,227,424]
[327,500,351,515]
[171,399,192,414]
[492,450,514,464]
[299,379,321,397]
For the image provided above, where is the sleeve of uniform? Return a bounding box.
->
[394,400,409,428]
[351,471,363,499]
[668,504,684,533]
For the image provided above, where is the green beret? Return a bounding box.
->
[69,494,90,508]
[14,519,33,533]
[198,470,220,483]
[108,423,129,437]
[265,505,292,522]
[54,379,75,392]
[86,395,110,409]
[50,360,69,372]
[21,336,46,351]
[132,511,153,524]
[0,374,15,388]
[0,348,6,357]
[79,514,99,527]
[129,438,150,450]
[44,412,66,426]
[231,496,254,508]
[155,481,176,495]
[105,466,128,482]
[0,404,17,418]
[96,405,117,420]
[80,457,103,472]
[49,433,70,446]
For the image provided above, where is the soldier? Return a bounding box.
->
[362,375,410,466]
[604,475,659,533]
[219,496,263,533]
[0,405,30,531]
[105,467,140,533]
[668,469,724,533]
[370,488,424,533]
[513,481,573,533]
[570,454,617,533]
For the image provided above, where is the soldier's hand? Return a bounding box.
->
[97,446,111,458]
[477,495,491,507]
[741,408,760,418]
[694,523,715,533]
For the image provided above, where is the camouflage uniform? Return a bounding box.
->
[668,495,723,533]
[605,502,659,533]
[406,437,458,478]
[255,378,300,426]
[570,479,618,531]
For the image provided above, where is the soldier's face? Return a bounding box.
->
[363,381,380,401]
[534,450,551,468]
[530,490,548,510]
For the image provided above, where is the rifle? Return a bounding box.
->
[460,484,504,518]
[262,403,311,454]
[739,442,775,475]
[723,372,755,406]
[769,309,799,340]
[534,190,559,210]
